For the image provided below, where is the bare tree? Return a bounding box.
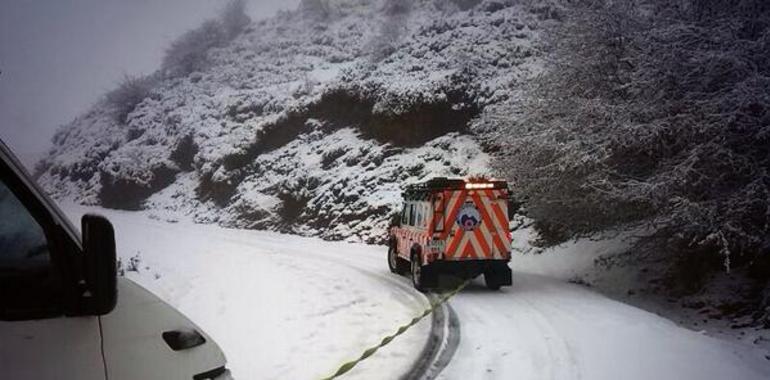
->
[493,0,770,282]
[105,74,159,124]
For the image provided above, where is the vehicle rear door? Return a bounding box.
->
[441,188,510,260]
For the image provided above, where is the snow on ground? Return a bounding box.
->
[61,203,770,380]
[61,202,431,380]
[509,219,770,353]
[444,274,770,380]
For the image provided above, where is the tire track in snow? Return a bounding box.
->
[174,228,463,380]
[402,300,461,380]
[273,247,462,380]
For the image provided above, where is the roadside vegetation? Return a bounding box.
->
[494,0,770,297]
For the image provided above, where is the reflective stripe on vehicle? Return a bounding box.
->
[443,189,510,261]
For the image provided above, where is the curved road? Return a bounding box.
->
[62,204,770,380]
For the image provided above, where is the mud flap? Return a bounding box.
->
[420,265,441,288]
[422,260,512,289]
[486,262,512,286]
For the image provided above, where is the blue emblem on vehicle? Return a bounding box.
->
[456,202,481,231]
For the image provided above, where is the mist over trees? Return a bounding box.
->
[162,0,250,77]
[494,0,770,284]
[101,0,251,124]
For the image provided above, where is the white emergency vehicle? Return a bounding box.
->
[0,140,229,379]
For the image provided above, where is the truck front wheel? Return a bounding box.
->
[411,252,427,292]
[388,240,409,274]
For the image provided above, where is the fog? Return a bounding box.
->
[0,0,298,165]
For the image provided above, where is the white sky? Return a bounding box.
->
[0,0,300,160]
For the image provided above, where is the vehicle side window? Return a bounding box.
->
[0,179,59,319]
[415,204,423,228]
[401,204,408,225]
[408,203,416,226]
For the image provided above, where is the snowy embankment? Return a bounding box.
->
[38,0,548,243]
[61,204,770,380]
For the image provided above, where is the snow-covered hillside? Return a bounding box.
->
[35,0,555,242]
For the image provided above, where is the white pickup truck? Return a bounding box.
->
[0,140,229,379]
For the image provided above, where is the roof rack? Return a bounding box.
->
[402,177,508,200]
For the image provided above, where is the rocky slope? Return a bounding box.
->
[36,0,558,242]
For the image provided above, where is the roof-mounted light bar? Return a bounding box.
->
[464,183,495,190]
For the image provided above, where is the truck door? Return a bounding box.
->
[0,171,104,379]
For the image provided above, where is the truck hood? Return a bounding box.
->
[98,278,227,380]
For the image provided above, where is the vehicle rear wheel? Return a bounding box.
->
[411,252,427,292]
[484,272,502,291]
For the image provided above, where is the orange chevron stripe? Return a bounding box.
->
[460,237,477,259]
[441,190,467,239]
[472,224,491,258]
[480,193,508,244]
[471,192,507,254]
[485,189,510,236]
[475,194,499,257]
[445,227,464,259]
[483,191,511,249]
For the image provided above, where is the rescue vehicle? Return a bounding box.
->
[387,177,513,291]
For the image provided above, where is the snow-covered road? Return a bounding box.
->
[62,205,770,380]
[63,204,433,380]
[443,274,770,380]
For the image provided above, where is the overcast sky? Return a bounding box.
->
[0,0,299,163]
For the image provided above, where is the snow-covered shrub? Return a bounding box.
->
[276,176,318,225]
[162,20,226,77]
[39,0,543,242]
[169,134,198,171]
[98,149,179,210]
[125,253,142,273]
[494,0,770,286]
[105,75,158,124]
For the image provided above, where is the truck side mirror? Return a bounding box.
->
[81,214,118,315]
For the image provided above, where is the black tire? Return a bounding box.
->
[388,241,409,275]
[484,272,502,291]
[411,252,427,292]
[388,242,399,273]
